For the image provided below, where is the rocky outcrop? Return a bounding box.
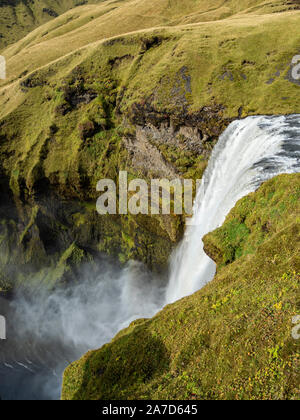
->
[0,61,233,290]
[1,3,300,291]
[127,101,228,149]
[123,126,178,178]
[121,100,231,180]
[62,173,300,401]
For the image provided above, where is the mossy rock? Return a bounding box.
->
[203,174,300,266]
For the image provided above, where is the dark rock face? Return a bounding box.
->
[20,74,46,89]
[0,51,237,291]
[0,193,90,291]
[121,100,231,180]
[55,81,98,115]
[42,8,58,18]
[78,120,96,140]
[127,100,229,147]
[0,92,233,291]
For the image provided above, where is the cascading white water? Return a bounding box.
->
[166,115,300,303]
[1,114,300,400]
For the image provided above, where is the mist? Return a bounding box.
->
[0,258,165,400]
[1,115,299,400]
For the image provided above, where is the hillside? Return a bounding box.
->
[62,173,300,400]
[1,1,300,84]
[1,2,300,290]
[0,0,299,402]
[2,0,299,51]
[0,0,107,50]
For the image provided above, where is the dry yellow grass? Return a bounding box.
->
[1,1,298,90]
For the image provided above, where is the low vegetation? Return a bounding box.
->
[1,2,300,288]
[62,174,300,400]
[0,0,299,401]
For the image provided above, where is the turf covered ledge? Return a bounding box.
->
[61,173,300,400]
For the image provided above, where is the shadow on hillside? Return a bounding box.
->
[70,327,171,400]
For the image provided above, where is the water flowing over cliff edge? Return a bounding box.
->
[1,115,300,400]
[167,115,300,302]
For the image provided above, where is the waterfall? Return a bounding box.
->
[166,115,300,303]
[0,260,165,400]
[1,114,300,400]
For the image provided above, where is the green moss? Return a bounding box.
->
[204,174,300,266]
[1,5,300,275]
[59,242,86,266]
[62,174,300,400]
[0,0,106,50]
[19,205,39,245]
[62,325,170,400]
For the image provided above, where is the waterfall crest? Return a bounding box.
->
[166,115,300,303]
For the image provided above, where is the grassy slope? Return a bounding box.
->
[1,3,300,118]
[1,6,300,198]
[0,0,291,52]
[0,0,108,50]
[0,0,299,398]
[62,173,300,400]
[203,175,300,265]
[0,2,300,283]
